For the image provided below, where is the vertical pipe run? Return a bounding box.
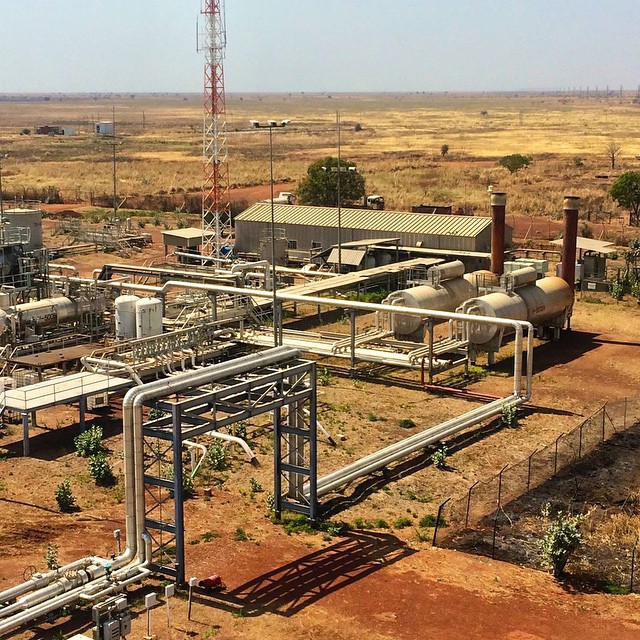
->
[561,195,580,291]
[490,192,507,276]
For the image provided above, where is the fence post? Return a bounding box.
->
[465,481,479,528]
[492,465,509,559]
[578,421,584,459]
[631,537,639,594]
[432,497,451,547]
[554,433,564,474]
[527,449,538,492]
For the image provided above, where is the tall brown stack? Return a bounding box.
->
[490,192,507,276]
[560,196,580,291]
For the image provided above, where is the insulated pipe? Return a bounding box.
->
[231,260,271,289]
[50,275,535,398]
[123,347,300,550]
[490,192,507,276]
[315,396,521,497]
[560,195,580,292]
[49,263,78,276]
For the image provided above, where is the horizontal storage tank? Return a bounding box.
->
[462,293,529,344]
[426,260,465,282]
[136,297,163,339]
[501,266,538,289]
[384,278,474,335]
[115,295,140,340]
[517,276,574,326]
[461,276,573,344]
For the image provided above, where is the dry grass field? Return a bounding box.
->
[3,93,640,639]
[2,92,640,226]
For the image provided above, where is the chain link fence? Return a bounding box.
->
[433,398,640,590]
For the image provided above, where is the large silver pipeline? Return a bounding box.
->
[123,346,300,545]
[315,396,521,497]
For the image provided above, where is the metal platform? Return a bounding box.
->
[1,372,134,456]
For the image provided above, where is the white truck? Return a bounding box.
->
[265,191,295,205]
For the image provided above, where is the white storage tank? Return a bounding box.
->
[2,208,43,251]
[383,278,474,335]
[115,295,140,340]
[136,297,163,339]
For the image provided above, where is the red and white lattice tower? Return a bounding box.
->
[201,0,230,257]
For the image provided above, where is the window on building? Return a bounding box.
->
[287,239,298,250]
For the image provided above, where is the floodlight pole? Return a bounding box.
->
[336,111,342,274]
[250,119,290,346]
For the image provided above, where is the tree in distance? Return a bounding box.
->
[605,140,623,170]
[498,154,532,174]
[297,156,366,207]
[440,144,449,158]
[610,171,640,226]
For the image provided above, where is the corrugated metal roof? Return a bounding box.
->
[550,236,616,253]
[236,203,492,238]
[327,248,365,266]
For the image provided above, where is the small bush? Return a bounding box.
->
[498,153,532,174]
[202,530,219,542]
[374,518,390,529]
[419,514,438,528]
[393,517,413,529]
[431,445,448,469]
[233,421,248,441]
[318,367,332,386]
[249,477,263,493]
[55,480,77,512]
[500,405,519,429]
[539,503,582,578]
[74,425,104,457]
[206,443,228,471]
[233,528,249,542]
[88,453,116,487]
[399,418,416,429]
[573,156,584,167]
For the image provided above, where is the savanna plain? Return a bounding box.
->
[1,92,640,639]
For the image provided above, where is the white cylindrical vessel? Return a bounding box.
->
[518,276,573,325]
[115,295,140,340]
[462,293,529,344]
[501,266,538,289]
[384,278,474,335]
[427,260,465,281]
[135,297,163,339]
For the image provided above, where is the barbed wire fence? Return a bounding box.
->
[433,398,640,591]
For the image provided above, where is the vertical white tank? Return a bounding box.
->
[136,297,163,338]
[115,295,140,339]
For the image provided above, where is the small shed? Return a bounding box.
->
[95,121,114,135]
[161,227,214,256]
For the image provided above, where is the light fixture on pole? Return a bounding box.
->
[249,118,291,346]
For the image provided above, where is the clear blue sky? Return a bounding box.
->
[1,0,638,93]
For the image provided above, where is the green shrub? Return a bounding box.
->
[498,153,532,173]
[74,426,104,457]
[55,480,77,512]
[318,367,332,386]
[500,405,519,429]
[233,421,248,441]
[233,528,249,542]
[399,418,416,429]
[393,517,413,529]
[374,518,390,529]
[539,504,582,578]
[182,473,195,499]
[419,514,438,528]
[431,445,448,470]
[249,477,263,493]
[206,443,228,471]
[88,453,116,487]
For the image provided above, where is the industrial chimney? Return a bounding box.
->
[560,196,580,291]
[490,192,507,276]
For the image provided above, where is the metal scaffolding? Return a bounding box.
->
[141,355,317,583]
